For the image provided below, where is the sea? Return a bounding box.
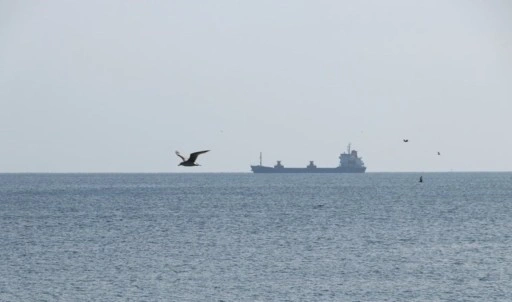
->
[1,172,511,301]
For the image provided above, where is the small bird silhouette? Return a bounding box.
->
[175,150,210,166]
[403,139,409,142]
[437,152,441,155]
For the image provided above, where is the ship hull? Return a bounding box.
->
[250,165,366,173]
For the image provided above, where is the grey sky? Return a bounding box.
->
[1,1,511,172]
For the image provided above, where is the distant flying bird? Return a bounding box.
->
[437,152,441,155]
[403,139,409,142]
[175,150,210,166]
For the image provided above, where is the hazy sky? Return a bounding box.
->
[1,1,511,172]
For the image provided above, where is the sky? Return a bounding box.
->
[1,1,511,173]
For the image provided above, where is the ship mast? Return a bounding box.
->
[347,143,351,154]
[259,152,262,166]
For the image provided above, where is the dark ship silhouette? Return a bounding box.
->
[251,144,366,173]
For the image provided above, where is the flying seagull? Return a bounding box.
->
[175,150,210,166]
[403,139,409,142]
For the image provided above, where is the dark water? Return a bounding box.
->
[1,173,512,301]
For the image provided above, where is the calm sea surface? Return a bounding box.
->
[1,173,512,301]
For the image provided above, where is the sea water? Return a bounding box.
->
[1,173,511,301]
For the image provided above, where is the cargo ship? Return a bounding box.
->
[251,144,366,173]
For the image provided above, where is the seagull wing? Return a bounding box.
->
[175,151,186,161]
[188,150,210,163]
